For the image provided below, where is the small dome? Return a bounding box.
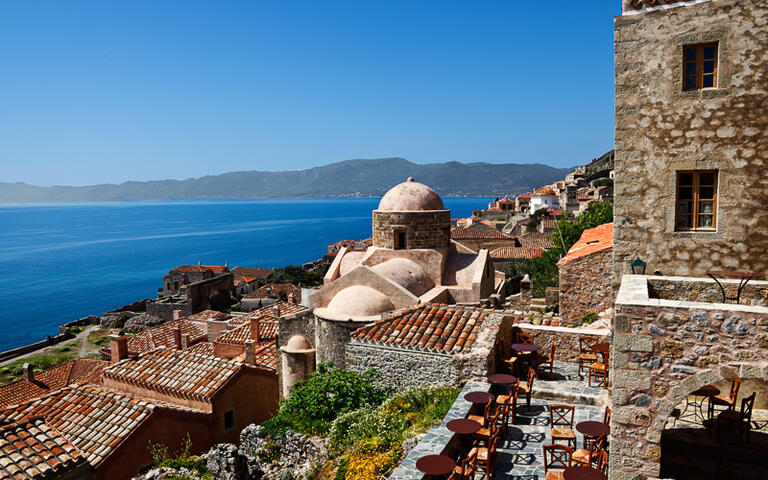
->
[371,258,435,296]
[377,178,444,212]
[285,335,313,351]
[534,187,557,197]
[326,286,394,318]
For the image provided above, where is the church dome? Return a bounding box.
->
[326,286,395,318]
[371,258,435,296]
[534,187,557,197]
[377,178,444,212]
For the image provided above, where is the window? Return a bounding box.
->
[224,409,235,431]
[683,43,718,91]
[676,171,718,231]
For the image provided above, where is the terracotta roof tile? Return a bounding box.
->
[217,321,277,346]
[350,304,492,354]
[450,227,511,240]
[126,319,207,355]
[185,310,229,323]
[229,267,273,279]
[102,348,240,402]
[0,385,154,466]
[489,247,545,260]
[0,359,109,409]
[557,223,613,265]
[169,264,228,274]
[250,341,278,371]
[244,284,301,300]
[185,342,214,356]
[518,232,555,249]
[0,417,85,479]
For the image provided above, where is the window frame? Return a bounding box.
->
[683,43,718,91]
[675,170,718,232]
[224,409,235,431]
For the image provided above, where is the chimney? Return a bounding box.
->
[250,317,261,343]
[273,304,281,317]
[244,339,255,366]
[287,293,296,305]
[109,331,129,363]
[173,327,182,350]
[207,319,228,342]
[172,310,183,321]
[181,333,190,350]
[22,363,34,382]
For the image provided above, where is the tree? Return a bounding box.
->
[267,265,323,287]
[526,207,550,233]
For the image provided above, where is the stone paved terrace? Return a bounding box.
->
[533,362,608,406]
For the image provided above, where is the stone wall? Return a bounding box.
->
[314,316,369,369]
[648,275,768,306]
[610,274,768,480]
[372,210,451,250]
[559,248,613,324]
[346,344,459,389]
[612,0,768,290]
[514,324,610,364]
[146,300,193,322]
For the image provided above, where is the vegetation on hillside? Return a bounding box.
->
[0,344,78,385]
[525,207,551,233]
[268,265,324,288]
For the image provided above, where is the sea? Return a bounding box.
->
[0,197,490,351]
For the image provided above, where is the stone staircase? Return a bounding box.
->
[529,297,547,311]
[530,362,609,407]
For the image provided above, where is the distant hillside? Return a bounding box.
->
[0,158,573,203]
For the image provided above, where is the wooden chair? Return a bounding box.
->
[448,449,478,480]
[588,349,609,388]
[537,340,557,378]
[495,380,518,426]
[474,409,501,447]
[578,336,599,376]
[470,428,500,480]
[518,367,536,408]
[549,404,576,448]
[595,445,610,474]
[717,392,756,444]
[542,444,573,480]
[468,396,493,428]
[516,331,535,345]
[572,434,606,467]
[583,405,611,450]
[708,378,741,419]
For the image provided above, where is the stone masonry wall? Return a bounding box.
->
[613,0,768,290]
[515,324,609,364]
[372,210,451,250]
[559,248,613,324]
[346,343,460,389]
[610,282,768,479]
[648,276,768,306]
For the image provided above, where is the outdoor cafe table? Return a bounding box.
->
[464,391,494,405]
[488,373,517,385]
[510,343,541,353]
[680,385,719,422]
[706,270,765,304]
[416,454,456,479]
[576,421,609,448]
[447,419,482,460]
[563,466,607,480]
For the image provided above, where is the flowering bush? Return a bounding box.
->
[327,407,406,455]
[344,440,402,480]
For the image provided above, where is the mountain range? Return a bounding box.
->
[0,158,573,203]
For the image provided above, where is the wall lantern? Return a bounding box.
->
[631,258,647,275]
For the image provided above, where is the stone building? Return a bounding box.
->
[528,187,559,214]
[308,178,504,368]
[557,223,613,324]
[515,193,531,214]
[611,0,768,478]
[161,263,228,295]
[612,0,768,286]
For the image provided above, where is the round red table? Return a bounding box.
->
[464,391,494,404]
[488,373,517,385]
[416,454,456,476]
[563,466,607,480]
[447,418,482,435]
[511,343,541,353]
[576,421,610,437]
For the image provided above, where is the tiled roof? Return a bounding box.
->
[186,342,214,356]
[169,264,228,274]
[540,219,556,230]
[185,310,229,323]
[0,417,84,479]
[226,302,306,328]
[245,283,301,300]
[235,275,258,285]
[0,359,109,409]
[127,319,207,355]
[497,197,514,204]
[350,304,491,354]
[102,348,240,402]
[557,223,613,265]
[0,385,154,466]
[517,193,531,200]
[251,341,278,371]
[216,320,278,346]
[229,267,273,279]
[518,232,555,249]
[490,247,545,260]
[450,227,511,240]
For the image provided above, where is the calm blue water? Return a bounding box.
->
[0,198,488,350]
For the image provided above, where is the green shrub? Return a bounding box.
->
[328,407,406,455]
[592,177,613,188]
[264,363,389,436]
[582,312,599,325]
[69,325,85,334]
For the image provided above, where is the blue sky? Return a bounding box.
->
[0,1,621,186]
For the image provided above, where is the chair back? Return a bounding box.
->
[550,340,557,360]
[596,446,609,473]
[579,336,598,354]
[542,444,573,472]
[482,396,493,424]
[603,405,612,425]
[588,434,607,462]
[517,331,535,345]
[527,367,536,389]
[549,404,575,428]
[741,392,756,421]
[729,378,742,402]
[458,449,478,479]
[488,428,501,456]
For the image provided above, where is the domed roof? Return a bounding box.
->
[284,334,313,352]
[534,187,557,197]
[371,258,435,296]
[377,178,445,212]
[326,286,395,318]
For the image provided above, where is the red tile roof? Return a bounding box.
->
[0,385,154,466]
[226,302,307,328]
[517,193,532,200]
[250,341,278,371]
[235,275,258,285]
[186,342,214,356]
[102,348,241,402]
[185,310,229,323]
[450,227,511,240]
[350,304,492,354]
[0,417,85,479]
[229,267,273,279]
[244,283,301,300]
[170,264,228,274]
[126,319,207,355]
[540,219,556,230]
[216,320,278,346]
[490,247,545,260]
[557,223,613,265]
[0,359,109,409]
[518,232,555,249]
